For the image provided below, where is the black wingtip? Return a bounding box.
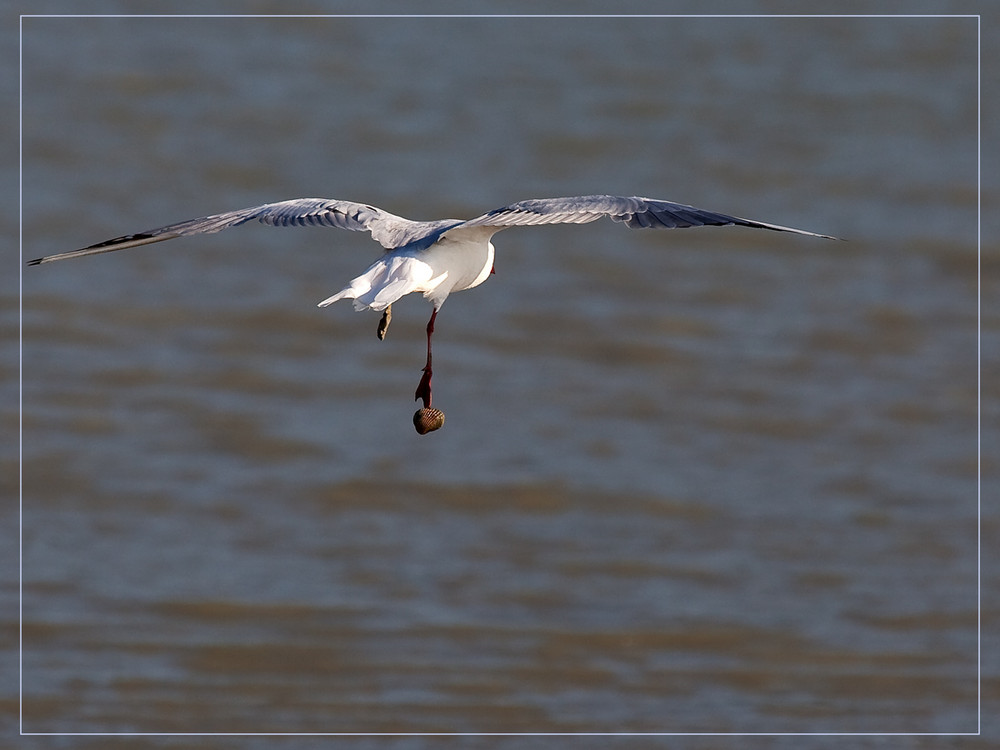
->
[86,232,156,249]
[27,257,43,266]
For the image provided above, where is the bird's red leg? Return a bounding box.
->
[414,307,438,408]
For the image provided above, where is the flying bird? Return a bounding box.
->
[29,195,837,434]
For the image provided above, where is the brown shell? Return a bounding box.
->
[413,407,445,435]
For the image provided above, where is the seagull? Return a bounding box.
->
[29,195,837,434]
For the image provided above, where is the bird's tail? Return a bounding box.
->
[317,254,440,312]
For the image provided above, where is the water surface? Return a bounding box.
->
[14,12,989,743]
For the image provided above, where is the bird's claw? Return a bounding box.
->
[414,367,433,408]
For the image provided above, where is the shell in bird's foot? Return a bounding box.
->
[413,407,445,435]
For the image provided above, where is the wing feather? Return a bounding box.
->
[27,198,436,265]
[29,193,836,266]
[459,195,837,238]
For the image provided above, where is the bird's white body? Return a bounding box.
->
[319,226,497,311]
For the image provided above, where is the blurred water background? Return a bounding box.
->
[10,7,997,749]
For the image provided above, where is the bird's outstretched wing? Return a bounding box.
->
[27,198,437,265]
[457,195,838,239]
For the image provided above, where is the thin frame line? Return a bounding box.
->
[975,12,982,739]
[19,11,982,738]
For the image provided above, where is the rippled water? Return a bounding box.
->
[13,12,992,744]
